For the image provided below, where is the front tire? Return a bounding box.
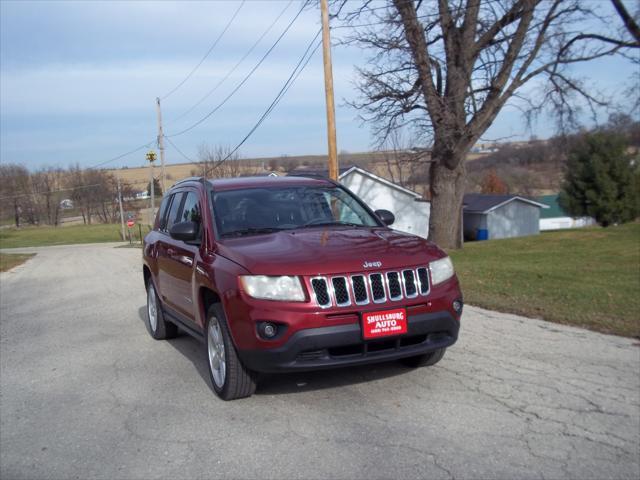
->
[145,280,178,340]
[206,304,256,400]
[400,348,446,368]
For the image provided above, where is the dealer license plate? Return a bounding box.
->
[362,308,407,340]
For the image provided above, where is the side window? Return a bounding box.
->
[179,192,201,224]
[157,195,172,231]
[166,192,185,232]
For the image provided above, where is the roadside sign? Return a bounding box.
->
[127,219,135,228]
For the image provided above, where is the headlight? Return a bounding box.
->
[240,275,305,302]
[429,256,455,285]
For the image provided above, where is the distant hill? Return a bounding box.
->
[108,118,640,198]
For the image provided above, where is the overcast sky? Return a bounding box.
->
[1,0,638,171]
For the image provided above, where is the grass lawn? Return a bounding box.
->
[0,224,123,249]
[450,222,640,338]
[0,253,36,272]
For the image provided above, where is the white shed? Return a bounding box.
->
[289,165,430,238]
[339,167,430,238]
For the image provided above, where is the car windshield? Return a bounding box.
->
[211,185,381,237]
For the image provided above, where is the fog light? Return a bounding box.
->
[257,322,279,340]
[264,323,277,338]
[453,299,463,314]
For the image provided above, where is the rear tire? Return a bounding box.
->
[205,304,256,400]
[145,280,178,340]
[400,348,446,368]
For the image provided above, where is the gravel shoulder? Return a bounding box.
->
[1,244,638,480]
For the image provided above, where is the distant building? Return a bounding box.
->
[463,194,548,241]
[537,194,596,231]
[239,171,279,177]
[59,199,74,209]
[135,191,150,200]
[289,165,430,239]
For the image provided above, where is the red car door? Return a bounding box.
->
[158,190,202,322]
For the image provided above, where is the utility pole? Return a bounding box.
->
[156,97,166,194]
[117,174,125,241]
[321,0,338,181]
[146,151,157,223]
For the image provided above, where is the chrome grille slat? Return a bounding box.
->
[351,275,369,305]
[310,267,427,308]
[386,272,403,301]
[416,267,430,295]
[369,273,387,303]
[311,277,331,308]
[402,269,418,298]
[331,277,351,307]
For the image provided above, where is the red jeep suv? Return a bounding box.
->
[143,176,462,400]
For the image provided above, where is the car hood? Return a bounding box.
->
[216,227,445,275]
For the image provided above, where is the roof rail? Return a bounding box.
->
[172,176,204,187]
[287,172,341,186]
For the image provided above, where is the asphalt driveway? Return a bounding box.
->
[1,243,638,479]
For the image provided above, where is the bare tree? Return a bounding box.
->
[0,164,31,227]
[611,0,640,44]
[31,167,67,226]
[378,130,420,189]
[336,0,639,248]
[196,144,245,178]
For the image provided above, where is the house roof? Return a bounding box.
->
[288,164,358,177]
[463,193,549,214]
[537,194,566,219]
[238,171,279,177]
[288,165,423,199]
[340,166,423,199]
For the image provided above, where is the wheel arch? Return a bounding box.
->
[143,265,152,288]
[200,286,222,316]
[199,286,245,348]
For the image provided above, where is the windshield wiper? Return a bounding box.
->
[222,227,286,237]
[299,221,364,229]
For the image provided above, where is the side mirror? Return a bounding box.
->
[375,209,395,226]
[169,221,199,242]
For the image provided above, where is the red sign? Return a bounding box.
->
[362,308,407,340]
[127,219,135,228]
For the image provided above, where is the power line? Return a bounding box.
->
[221,29,323,163]
[169,0,295,125]
[0,183,103,201]
[161,0,246,100]
[166,0,310,139]
[88,140,155,169]
[165,136,196,163]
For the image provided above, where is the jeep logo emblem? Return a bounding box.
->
[363,261,382,269]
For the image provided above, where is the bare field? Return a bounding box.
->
[105,151,441,192]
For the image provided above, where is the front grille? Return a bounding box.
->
[417,267,430,295]
[370,273,386,303]
[351,275,369,304]
[297,349,325,361]
[403,269,418,298]
[386,272,402,300]
[311,277,331,308]
[332,277,351,306]
[309,267,430,308]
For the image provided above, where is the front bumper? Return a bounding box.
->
[238,310,459,373]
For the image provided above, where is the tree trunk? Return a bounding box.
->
[427,158,466,249]
[45,193,52,225]
[13,199,20,228]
